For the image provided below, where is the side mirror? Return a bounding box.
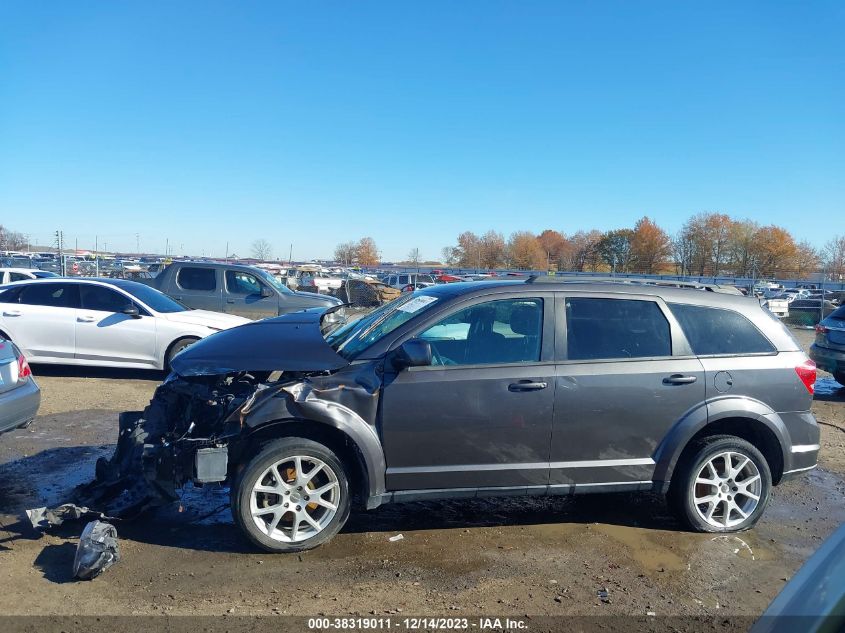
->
[391,339,432,370]
[122,305,140,318]
[260,286,273,298]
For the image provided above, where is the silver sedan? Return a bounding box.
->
[0,338,40,435]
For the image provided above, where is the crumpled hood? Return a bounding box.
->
[170,309,349,376]
[161,309,250,330]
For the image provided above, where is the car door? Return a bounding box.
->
[75,284,158,366]
[223,269,275,319]
[172,266,223,311]
[549,293,705,489]
[380,293,556,491]
[0,282,80,362]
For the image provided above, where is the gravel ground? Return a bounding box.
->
[0,329,842,623]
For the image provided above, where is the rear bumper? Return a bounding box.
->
[0,378,41,435]
[809,343,845,375]
[771,410,820,482]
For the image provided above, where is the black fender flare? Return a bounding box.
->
[652,396,790,490]
[240,390,387,506]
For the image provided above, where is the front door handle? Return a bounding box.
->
[508,381,548,392]
[226,299,235,304]
[663,374,697,385]
[2,310,21,317]
[77,315,96,323]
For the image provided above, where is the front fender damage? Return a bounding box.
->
[30,363,385,527]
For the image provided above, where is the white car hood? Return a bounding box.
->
[160,309,251,330]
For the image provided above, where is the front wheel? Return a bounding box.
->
[232,438,350,552]
[669,435,772,533]
[164,337,198,370]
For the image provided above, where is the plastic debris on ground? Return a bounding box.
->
[72,520,121,580]
[26,504,114,530]
[388,534,404,542]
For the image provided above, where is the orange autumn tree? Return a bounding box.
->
[630,216,673,274]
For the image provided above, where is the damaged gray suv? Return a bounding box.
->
[85,278,820,552]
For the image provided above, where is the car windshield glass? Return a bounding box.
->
[325,293,439,359]
[256,269,292,294]
[120,283,188,313]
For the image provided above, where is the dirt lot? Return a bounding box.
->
[0,329,843,622]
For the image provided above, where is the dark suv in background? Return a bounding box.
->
[94,277,820,552]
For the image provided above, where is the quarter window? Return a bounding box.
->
[177,267,216,291]
[420,298,543,366]
[668,303,775,355]
[566,298,671,360]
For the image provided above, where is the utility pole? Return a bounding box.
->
[95,235,99,276]
[136,233,140,254]
[289,243,293,265]
[225,242,229,263]
[54,230,64,275]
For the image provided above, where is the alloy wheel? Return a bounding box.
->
[249,455,341,543]
[691,451,762,528]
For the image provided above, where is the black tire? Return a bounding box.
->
[231,437,350,553]
[668,435,772,533]
[834,371,845,387]
[164,337,198,370]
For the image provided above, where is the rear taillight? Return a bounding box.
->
[17,353,32,382]
[795,359,816,394]
[815,324,829,335]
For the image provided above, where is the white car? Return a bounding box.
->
[0,278,249,370]
[0,268,60,284]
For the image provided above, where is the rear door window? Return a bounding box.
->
[565,298,671,360]
[668,303,775,355]
[18,283,80,309]
[177,267,217,291]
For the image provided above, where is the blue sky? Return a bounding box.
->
[1,2,842,261]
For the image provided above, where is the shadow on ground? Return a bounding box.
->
[31,364,163,382]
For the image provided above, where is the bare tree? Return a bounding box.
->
[407,247,422,267]
[334,241,357,266]
[824,235,845,279]
[251,238,273,261]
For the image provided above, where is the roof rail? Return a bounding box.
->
[524,275,745,295]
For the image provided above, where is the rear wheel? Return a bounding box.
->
[834,371,845,387]
[232,437,350,552]
[669,435,771,533]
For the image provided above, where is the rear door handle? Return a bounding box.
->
[3,310,21,317]
[508,381,548,392]
[663,374,697,385]
[77,315,96,323]
[226,299,235,304]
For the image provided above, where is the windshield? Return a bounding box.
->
[256,269,293,294]
[325,293,439,359]
[120,283,189,313]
